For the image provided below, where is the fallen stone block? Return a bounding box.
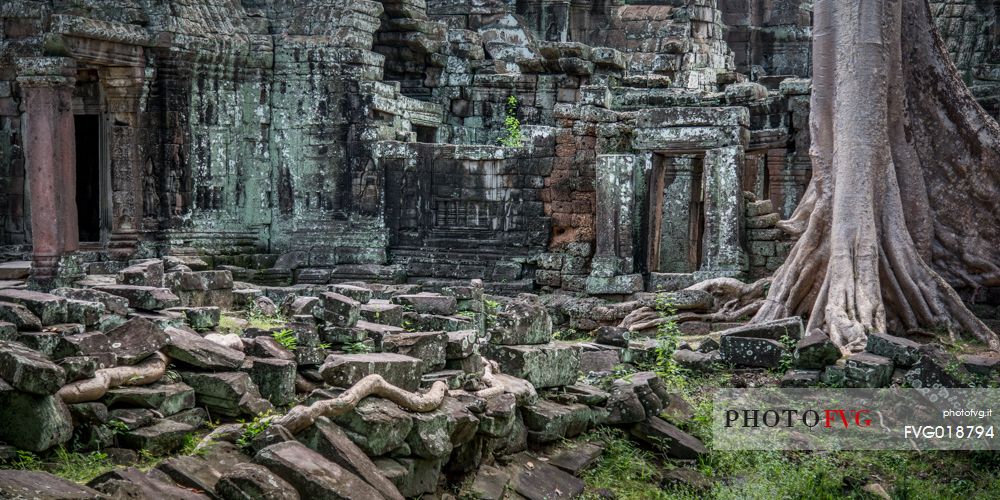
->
[88,466,211,499]
[605,380,648,425]
[330,397,414,456]
[108,408,158,430]
[180,371,272,418]
[65,299,105,326]
[360,301,403,326]
[382,331,448,372]
[167,270,234,291]
[117,259,164,287]
[51,287,130,316]
[594,325,629,347]
[446,329,477,359]
[105,317,169,365]
[320,352,423,391]
[248,336,296,361]
[0,469,101,499]
[904,345,974,388]
[0,301,42,330]
[0,261,30,280]
[564,383,610,406]
[60,355,100,382]
[467,465,510,500]
[320,292,360,327]
[163,326,246,370]
[672,349,721,371]
[330,284,374,304]
[103,383,197,416]
[119,419,195,455]
[0,391,73,452]
[549,441,605,476]
[375,456,443,498]
[0,289,67,325]
[319,324,367,345]
[405,406,454,459]
[215,463,300,500]
[484,341,580,388]
[488,300,552,345]
[183,307,221,330]
[717,317,803,341]
[960,354,1000,377]
[296,417,404,500]
[630,416,708,459]
[865,332,922,367]
[793,333,841,369]
[282,296,321,317]
[576,344,621,373]
[93,285,181,311]
[780,369,821,387]
[845,352,894,388]
[522,399,601,443]
[0,340,66,394]
[392,293,457,315]
[216,463,299,500]
[720,335,786,368]
[156,441,249,495]
[242,357,296,406]
[477,393,518,438]
[164,255,210,271]
[403,312,475,332]
[510,456,585,500]
[254,440,384,499]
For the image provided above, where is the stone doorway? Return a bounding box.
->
[646,154,705,274]
[74,114,102,243]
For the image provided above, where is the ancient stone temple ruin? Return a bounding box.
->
[0,0,822,291]
[1,1,1000,498]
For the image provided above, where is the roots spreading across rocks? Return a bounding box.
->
[620,277,771,332]
[57,352,170,404]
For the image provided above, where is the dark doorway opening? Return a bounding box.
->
[414,124,437,143]
[75,114,101,242]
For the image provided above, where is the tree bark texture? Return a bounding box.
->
[755,0,1000,352]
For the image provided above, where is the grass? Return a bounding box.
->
[217,315,243,333]
[4,430,212,484]
[581,369,1000,499]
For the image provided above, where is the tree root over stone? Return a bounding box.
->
[274,375,450,435]
[57,352,170,404]
[620,278,771,331]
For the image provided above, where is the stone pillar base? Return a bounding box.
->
[585,274,643,295]
[28,253,84,291]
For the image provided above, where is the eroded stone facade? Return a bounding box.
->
[1,0,998,293]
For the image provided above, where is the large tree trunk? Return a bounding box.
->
[754,0,1000,352]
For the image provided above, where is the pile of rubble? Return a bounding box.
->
[0,255,708,499]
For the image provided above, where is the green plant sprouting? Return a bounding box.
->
[271,329,297,351]
[237,410,275,448]
[498,95,523,147]
[344,341,373,354]
[653,294,688,390]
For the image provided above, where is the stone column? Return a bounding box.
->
[99,66,147,252]
[16,57,77,284]
[657,155,698,273]
[699,145,746,278]
[768,152,808,219]
[587,154,643,294]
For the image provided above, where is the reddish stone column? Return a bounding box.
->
[16,57,77,283]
